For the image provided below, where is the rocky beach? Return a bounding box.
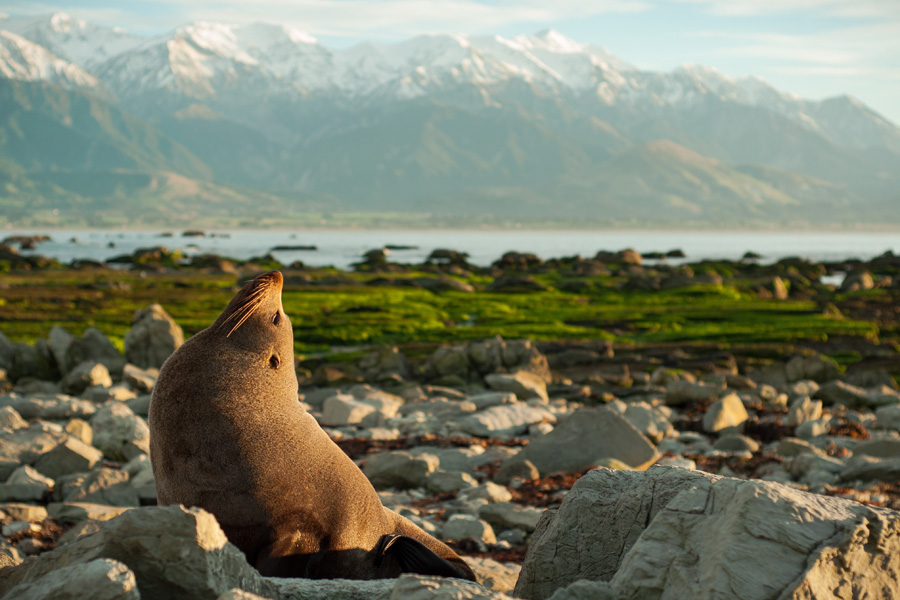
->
[1,237,900,598]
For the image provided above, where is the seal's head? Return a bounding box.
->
[210,270,293,368]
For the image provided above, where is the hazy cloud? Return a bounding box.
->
[2,0,652,38]
[691,21,900,73]
[671,0,900,19]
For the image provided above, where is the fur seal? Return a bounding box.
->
[149,271,475,581]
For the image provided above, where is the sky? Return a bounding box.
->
[2,0,899,124]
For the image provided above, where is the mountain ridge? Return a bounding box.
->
[0,11,898,227]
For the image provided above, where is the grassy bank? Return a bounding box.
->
[0,268,887,364]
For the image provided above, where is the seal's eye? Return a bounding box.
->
[273,312,281,326]
[269,354,280,369]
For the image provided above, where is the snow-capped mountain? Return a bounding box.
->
[0,12,143,68]
[93,21,309,101]
[3,12,894,144]
[0,29,101,90]
[1,12,898,226]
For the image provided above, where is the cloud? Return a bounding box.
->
[179,0,652,37]
[671,0,900,19]
[691,21,900,69]
[3,0,651,38]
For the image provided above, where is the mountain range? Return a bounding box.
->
[1,12,898,228]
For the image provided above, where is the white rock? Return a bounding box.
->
[64,419,93,445]
[0,506,275,598]
[322,394,377,426]
[47,502,131,524]
[121,364,158,393]
[515,465,900,600]
[655,456,697,470]
[1,557,139,600]
[56,468,139,507]
[458,482,513,504]
[441,514,497,544]
[453,404,555,439]
[410,445,485,472]
[622,402,673,443]
[32,436,103,479]
[484,372,548,403]
[786,395,823,426]
[795,418,830,439]
[840,455,900,483]
[123,304,184,369]
[390,574,513,600]
[62,361,112,396]
[876,403,900,430]
[1,394,96,420]
[464,557,521,594]
[2,520,39,536]
[425,470,478,494]
[0,502,48,522]
[0,406,27,430]
[47,326,75,375]
[7,465,54,487]
[665,380,724,405]
[509,407,658,474]
[468,392,517,410]
[479,502,543,532]
[89,403,150,460]
[363,451,439,489]
[701,393,748,433]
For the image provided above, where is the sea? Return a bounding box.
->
[3,229,899,271]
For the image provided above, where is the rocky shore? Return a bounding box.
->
[1,291,900,597]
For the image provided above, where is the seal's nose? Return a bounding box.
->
[257,270,284,290]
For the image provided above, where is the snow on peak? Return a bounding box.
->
[530,28,585,53]
[49,12,85,33]
[175,21,258,65]
[2,12,145,68]
[0,29,101,89]
[236,22,318,46]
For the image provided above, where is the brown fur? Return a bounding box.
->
[149,271,475,580]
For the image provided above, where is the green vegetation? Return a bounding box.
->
[0,269,882,358]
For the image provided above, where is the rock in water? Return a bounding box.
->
[514,466,900,600]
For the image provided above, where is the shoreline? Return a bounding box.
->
[6,223,900,234]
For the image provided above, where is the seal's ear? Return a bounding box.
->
[375,534,471,579]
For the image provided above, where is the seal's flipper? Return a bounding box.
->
[376,534,471,579]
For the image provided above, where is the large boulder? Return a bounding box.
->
[0,505,266,599]
[1,558,139,600]
[8,343,53,383]
[0,394,96,420]
[390,574,514,600]
[514,466,900,600]
[363,451,440,489]
[505,408,658,475]
[484,372,548,403]
[453,404,555,439]
[89,403,151,461]
[123,304,184,369]
[65,328,126,379]
[32,437,103,479]
[0,506,493,600]
[61,361,113,396]
[423,337,550,385]
[0,331,16,372]
[46,326,75,375]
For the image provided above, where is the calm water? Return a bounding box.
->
[4,229,899,270]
